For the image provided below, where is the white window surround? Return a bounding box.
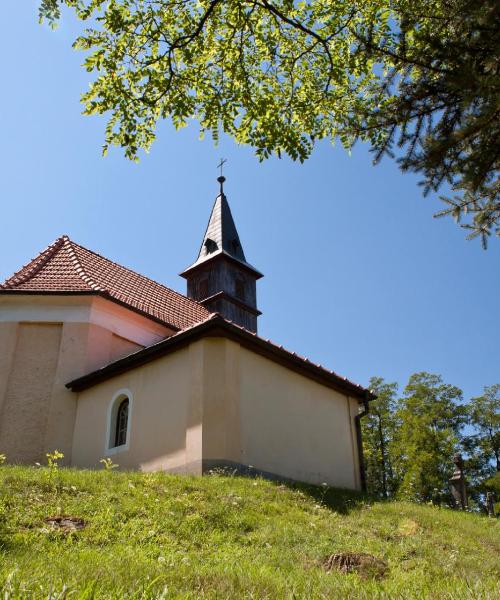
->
[105,388,133,455]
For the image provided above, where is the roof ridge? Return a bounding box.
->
[0,235,67,289]
[70,239,208,310]
[63,238,104,292]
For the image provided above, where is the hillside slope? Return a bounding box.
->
[0,466,498,599]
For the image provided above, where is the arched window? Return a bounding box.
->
[106,390,133,454]
[114,398,129,448]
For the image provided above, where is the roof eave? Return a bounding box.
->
[180,251,264,279]
[66,315,375,401]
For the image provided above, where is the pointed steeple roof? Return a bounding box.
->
[199,192,246,261]
[182,191,262,277]
[0,235,210,330]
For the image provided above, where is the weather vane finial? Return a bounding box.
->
[217,157,227,195]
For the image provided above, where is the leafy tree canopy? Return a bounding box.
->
[390,372,466,504]
[39,0,499,244]
[362,377,398,498]
[467,384,500,473]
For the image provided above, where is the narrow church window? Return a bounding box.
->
[114,398,129,448]
[106,390,133,454]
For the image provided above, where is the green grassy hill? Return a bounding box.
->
[0,466,498,599]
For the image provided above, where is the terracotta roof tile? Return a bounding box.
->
[0,235,211,330]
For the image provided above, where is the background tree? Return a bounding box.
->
[362,377,398,498]
[390,372,467,503]
[39,0,499,244]
[463,384,500,503]
[483,472,500,515]
[467,384,500,473]
[39,0,392,161]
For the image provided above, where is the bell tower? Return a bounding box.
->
[180,175,262,333]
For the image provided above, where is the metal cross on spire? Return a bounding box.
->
[217,157,227,177]
[217,158,227,195]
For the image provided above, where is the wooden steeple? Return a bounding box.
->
[180,176,262,333]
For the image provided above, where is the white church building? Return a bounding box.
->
[0,177,374,490]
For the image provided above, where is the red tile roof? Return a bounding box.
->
[0,235,211,330]
[67,313,376,401]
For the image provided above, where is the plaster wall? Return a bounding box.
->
[0,323,62,463]
[0,295,171,464]
[71,345,202,473]
[0,323,18,427]
[0,295,173,346]
[202,339,361,489]
[70,337,361,489]
[238,347,360,488]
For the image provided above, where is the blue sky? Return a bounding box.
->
[1,3,498,400]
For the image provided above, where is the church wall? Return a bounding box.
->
[236,345,360,489]
[0,323,18,429]
[110,334,143,362]
[201,339,241,462]
[0,320,117,463]
[0,295,171,465]
[69,336,362,489]
[202,339,361,489]
[0,295,172,348]
[71,346,202,473]
[89,296,173,347]
[0,323,62,464]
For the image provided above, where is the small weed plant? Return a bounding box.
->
[46,450,64,470]
[99,458,118,471]
[44,450,64,490]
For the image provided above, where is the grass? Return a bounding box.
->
[0,466,498,599]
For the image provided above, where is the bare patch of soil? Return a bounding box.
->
[44,516,86,532]
[324,552,388,579]
[398,518,420,537]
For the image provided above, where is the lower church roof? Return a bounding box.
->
[67,313,376,401]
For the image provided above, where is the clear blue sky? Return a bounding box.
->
[1,3,498,400]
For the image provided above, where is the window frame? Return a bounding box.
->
[105,389,133,455]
